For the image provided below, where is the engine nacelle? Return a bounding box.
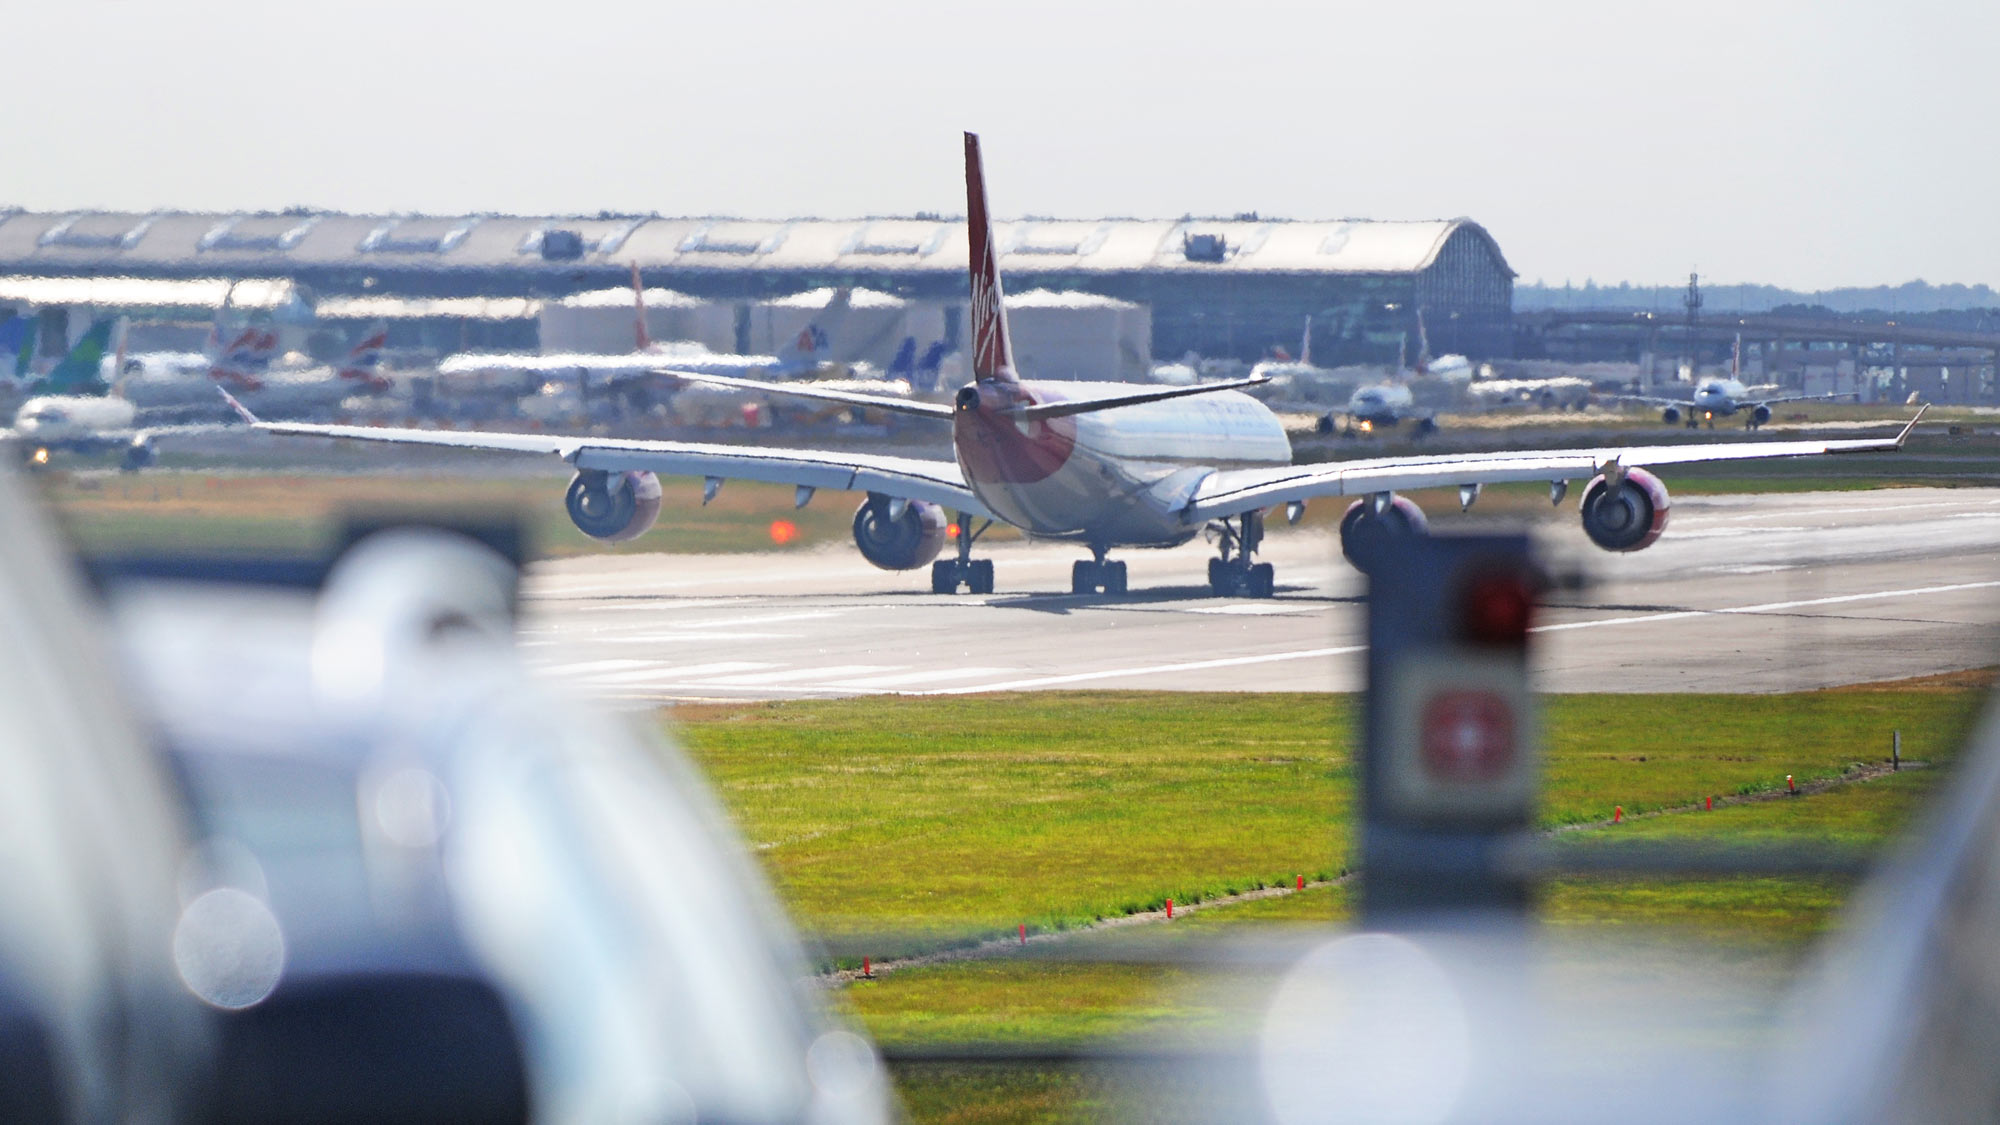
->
[1338,494,1429,570]
[565,469,662,542]
[852,494,947,570]
[1751,404,1772,427]
[1661,406,1682,425]
[1579,467,1670,552]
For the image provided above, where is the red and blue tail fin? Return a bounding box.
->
[964,132,1017,383]
[209,326,277,391]
[337,325,390,391]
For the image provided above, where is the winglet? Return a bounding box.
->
[217,385,259,425]
[1895,404,1930,447]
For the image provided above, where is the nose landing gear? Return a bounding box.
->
[1207,510,1275,598]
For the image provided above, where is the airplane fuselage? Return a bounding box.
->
[1692,378,1750,416]
[12,394,138,442]
[1347,382,1416,427]
[952,379,1290,547]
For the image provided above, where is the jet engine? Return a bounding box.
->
[1751,404,1772,427]
[1579,466,1670,552]
[120,436,155,472]
[1661,406,1682,425]
[852,494,947,570]
[1338,495,1429,569]
[565,469,663,542]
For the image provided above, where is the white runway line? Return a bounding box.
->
[823,667,1018,689]
[536,658,656,677]
[584,661,778,685]
[692,664,902,686]
[1192,603,1316,616]
[591,632,806,643]
[921,645,1366,695]
[1538,580,2000,635]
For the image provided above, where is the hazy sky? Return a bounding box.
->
[9,0,1995,290]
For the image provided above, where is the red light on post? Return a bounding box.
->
[1419,690,1516,782]
[1458,570,1535,646]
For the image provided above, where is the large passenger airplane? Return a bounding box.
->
[230,133,1925,598]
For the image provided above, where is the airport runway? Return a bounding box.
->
[520,487,2000,702]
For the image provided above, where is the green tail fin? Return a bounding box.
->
[35,319,115,396]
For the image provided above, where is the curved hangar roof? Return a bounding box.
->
[0,211,1511,278]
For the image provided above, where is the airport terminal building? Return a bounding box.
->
[0,210,1516,370]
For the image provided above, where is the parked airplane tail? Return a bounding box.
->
[887,336,917,380]
[338,326,391,391]
[2,318,31,383]
[209,326,279,392]
[914,340,951,394]
[963,132,1017,383]
[39,318,117,396]
[630,261,651,351]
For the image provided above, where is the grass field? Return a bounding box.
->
[668,688,1978,954]
[662,684,1988,1121]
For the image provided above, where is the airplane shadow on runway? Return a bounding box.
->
[984,584,1360,614]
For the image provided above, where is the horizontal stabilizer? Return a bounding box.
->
[1020,375,1269,421]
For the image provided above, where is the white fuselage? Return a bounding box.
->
[951,380,1290,547]
[1691,378,1750,415]
[11,395,138,443]
[1347,382,1416,424]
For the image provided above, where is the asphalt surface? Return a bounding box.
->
[520,487,2000,702]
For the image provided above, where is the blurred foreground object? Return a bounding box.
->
[103,525,891,1124]
[0,465,211,1120]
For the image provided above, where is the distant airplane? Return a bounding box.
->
[233,132,1927,599]
[6,321,188,469]
[1616,337,1851,428]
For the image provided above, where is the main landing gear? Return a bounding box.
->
[1071,544,1128,595]
[931,511,995,594]
[1207,510,1276,598]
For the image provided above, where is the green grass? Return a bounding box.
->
[669,689,1978,954]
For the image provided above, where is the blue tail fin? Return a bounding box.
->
[887,337,917,380]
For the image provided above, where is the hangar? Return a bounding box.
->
[0,209,1515,367]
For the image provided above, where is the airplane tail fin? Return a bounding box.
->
[915,340,949,394]
[1,317,31,383]
[40,318,117,395]
[209,326,278,392]
[887,336,917,379]
[630,261,651,351]
[337,324,391,391]
[775,289,847,373]
[964,131,1017,383]
[108,318,131,400]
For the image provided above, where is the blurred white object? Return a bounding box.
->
[109,527,889,1124]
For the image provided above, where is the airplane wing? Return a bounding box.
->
[240,414,993,517]
[665,370,954,419]
[1604,393,1694,408]
[1751,391,1859,408]
[1183,409,1925,523]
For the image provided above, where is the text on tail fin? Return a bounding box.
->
[964,132,1016,383]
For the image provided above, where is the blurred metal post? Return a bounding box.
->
[1360,532,1540,920]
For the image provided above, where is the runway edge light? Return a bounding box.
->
[1361,532,1543,921]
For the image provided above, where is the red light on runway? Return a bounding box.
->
[769,519,799,545]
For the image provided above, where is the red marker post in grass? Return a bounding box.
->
[1297,875,1305,891]
[1706,796,1713,811]
[1166,898,1174,919]
[1613,805,1623,824]
[1787,774,1797,795]
[1019,924,1026,946]
[862,957,872,979]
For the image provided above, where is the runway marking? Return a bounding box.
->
[537,658,656,677]
[920,645,1365,695]
[693,664,902,686]
[1671,526,1808,539]
[1537,580,2000,635]
[824,666,1018,689]
[1192,604,1315,616]
[583,661,778,685]
[591,632,806,643]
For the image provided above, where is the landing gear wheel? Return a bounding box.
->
[969,559,995,595]
[1071,560,1099,595]
[931,560,957,594]
[1209,562,1241,597]
[1103,560,1127,596]
[1247,562,1275,599]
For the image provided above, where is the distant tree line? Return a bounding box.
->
[1516,279,2000,329]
